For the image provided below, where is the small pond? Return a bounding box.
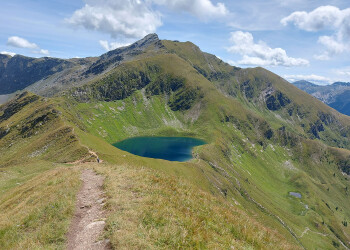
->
[289,192,302,198]
[113,137,206,162]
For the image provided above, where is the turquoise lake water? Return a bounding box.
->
[113,137,206,162]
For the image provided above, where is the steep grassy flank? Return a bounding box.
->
[161,39,350,150]
[0,92,89,166]
[57,40,350,248]
[94,163,297,249]
[65,92,190,143]
[232,67,350,148]
[65,52,260,143]
[199,136,350,249]
[161,39,239,80]
[0,165,80,249]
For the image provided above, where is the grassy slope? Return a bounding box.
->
[1,38,350,249]
[59,41,350,248]
[0,93,89,167]
[93,162,296,249]
[162,39,350,148]
[0,160,298,249]
[0,93,89,248]
[235,67,350,148]
[0,163,80,249]
[65,92,189,143]
[0,93,299,249]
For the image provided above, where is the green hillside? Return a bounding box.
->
[1,34,350,249]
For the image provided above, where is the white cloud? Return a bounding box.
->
[318,35,347,54]
[313,53,330,61]
[7,36,39,49]
[6,36,49,56]
[333,67,350,78]
[35,49,50,55]
[66,0,228,38]
[0,51,16,57]
[225,59,236,66]
[227,31,309,67]
[152,0,228,20]
[66,0,162,38]
[281,6,350,57]
[283,74,332,84]
[281,6,342,31]
[99,40,131,51]
[337,71,350,77]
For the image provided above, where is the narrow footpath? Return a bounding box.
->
[66,168,109,250]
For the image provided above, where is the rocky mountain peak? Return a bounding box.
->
[133,33,159,47]
[333,81,350,86]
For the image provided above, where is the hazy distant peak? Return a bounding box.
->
[332,82,350,86]
[293,80,317,87]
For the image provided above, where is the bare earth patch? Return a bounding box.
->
[66,168,109,250]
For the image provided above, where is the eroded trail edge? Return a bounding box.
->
[67,168,109,250]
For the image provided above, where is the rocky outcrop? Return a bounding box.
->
[85,33,163,76]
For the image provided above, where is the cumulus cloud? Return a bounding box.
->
[318,35,347,54]
[99,40,131,51]
[0,51,16,57]
[281,6,350,57]
[333,67,350,78]
[337,71,350,77]
[284,74,332,84]
[34,49,50,55]
[66,0,162,38]
[7,36,39,49]
[6,36,49,56]
[152,0,228,20]
[227,31,309,67]
[281,6,342,31]
[66,0,228,38]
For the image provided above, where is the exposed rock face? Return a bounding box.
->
[265,91,291,111]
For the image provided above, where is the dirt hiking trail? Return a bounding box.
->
[66,168,109,250]
[68,150,103,165]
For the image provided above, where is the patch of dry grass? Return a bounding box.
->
[94,163,298,249]
[0,166,81,249]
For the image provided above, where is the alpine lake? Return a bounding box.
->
[113,137,206,162]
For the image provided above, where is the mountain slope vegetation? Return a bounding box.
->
[1,34,350,249]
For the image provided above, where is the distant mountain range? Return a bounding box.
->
[292,80,350,116]
[0,34,162,97]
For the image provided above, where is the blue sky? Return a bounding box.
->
[1,0,350,85]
